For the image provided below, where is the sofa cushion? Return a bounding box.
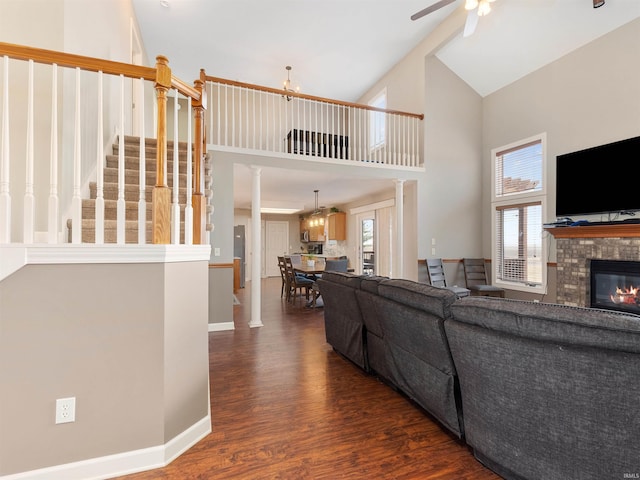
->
[319,270,363,290]
[359,275,387,294]
[378,279,457,319]
[451,296,640,354]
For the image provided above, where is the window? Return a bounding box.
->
[368,88,386,149]
[492,134,546,293]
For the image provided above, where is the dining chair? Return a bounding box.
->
[324,258,349,272]
[277,256,288,298]
[462,258,505,298]
[284,256,314,304]
[424,258,470,298]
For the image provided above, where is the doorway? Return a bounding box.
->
[357,211,376,275]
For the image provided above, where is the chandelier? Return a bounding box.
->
[308,190,325,227]
[282,65,300,101]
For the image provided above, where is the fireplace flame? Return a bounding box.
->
[610,285,639,305]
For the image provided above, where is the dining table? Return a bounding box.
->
[293,263,326,276]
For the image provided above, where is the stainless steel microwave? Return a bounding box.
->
[300,231,309,242]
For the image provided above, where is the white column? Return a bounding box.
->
[249,165,264,328]
[395,179,405,278]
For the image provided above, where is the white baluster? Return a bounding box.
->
[416,118,421,167]
[347,106,351,161]
[171,89,180,244]
[117,74,125,244]
[48,64,59,244]
[217,83,222,146]
[184,97,193,245]
[402,117,411,166]
[23,60,34,243]
[252,89,256,150]
[95,71,105,244]
[0,56,10,243]
[246,89,250,149]
[231,85,236,148]
[259,90,263,150]
[138,78,146,244]
[278,93,282,153]
[71,68,82,244]
[266,92,270,151]
[224,84,228,146]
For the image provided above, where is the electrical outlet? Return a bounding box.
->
[431,247,436,256]
[55,397,76,424]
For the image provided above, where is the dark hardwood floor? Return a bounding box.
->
[116,277,500,479]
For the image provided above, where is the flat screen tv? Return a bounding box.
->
[556,135,640,218]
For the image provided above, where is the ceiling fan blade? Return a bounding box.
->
[463,8,478,37]
[410,0,457,21]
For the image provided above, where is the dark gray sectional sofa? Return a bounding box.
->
[318,272,463,438]
[317,271,640,480]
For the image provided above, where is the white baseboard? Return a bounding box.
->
[209,321,235,332]
[0,416,211,480]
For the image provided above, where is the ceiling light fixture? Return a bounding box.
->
[593,0,605,8]
[160,0,170,8]
[465,0,496,17]
[312,189,322,215]
[282,66,300,101]
[260,200,304,215]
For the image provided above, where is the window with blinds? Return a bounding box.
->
[495,140,543,198]
[495,202,543,286]
[492,135,546,292]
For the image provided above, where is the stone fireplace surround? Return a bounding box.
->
[551,225,640,307]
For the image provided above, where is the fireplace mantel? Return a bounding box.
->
[545,224,640,239]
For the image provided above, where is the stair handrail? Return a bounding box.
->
[0,41,207,245]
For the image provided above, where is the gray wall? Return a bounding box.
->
[0,261,210,476]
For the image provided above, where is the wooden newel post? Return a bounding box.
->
[192,71,207,245]
[152,55,172,244]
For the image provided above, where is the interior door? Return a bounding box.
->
[356,211,376,275]
[265,221,289,277]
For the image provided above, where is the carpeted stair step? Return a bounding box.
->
[82,198,152,221]
[102,167,188,189]
[105,154,188,173]
[68,219,186,244]
[89,182,189,203]
[82,198,189,221]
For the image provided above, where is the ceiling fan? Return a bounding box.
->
[410,0,495,38]
[411,0,605,37]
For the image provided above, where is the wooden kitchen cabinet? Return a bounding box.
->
[327,212,346,240]
[302,217,325,242]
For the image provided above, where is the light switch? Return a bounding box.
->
[214,247,220,256]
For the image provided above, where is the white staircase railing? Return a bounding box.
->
[0,42,207,246]
[206,77,424,169]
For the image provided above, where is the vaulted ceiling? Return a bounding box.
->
[131,0,640,211]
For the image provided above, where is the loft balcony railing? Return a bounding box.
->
[205,76,424,169]
[0,41,207,246]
